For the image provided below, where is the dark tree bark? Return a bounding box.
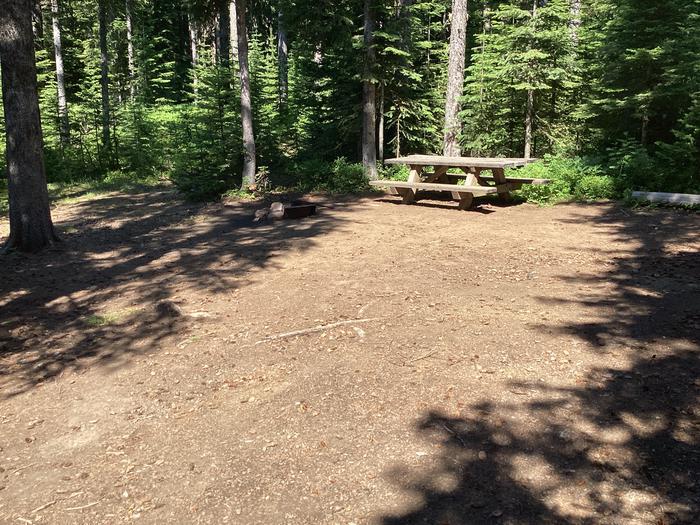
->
[236,0,256,189]
[98,0,111,160]
[0,0,58,252]
[217,0,230,68]
[362,0,377,180]
[31,0,42,40]
[378,82,384,163]
[125,0,135,99]
[50,0,70,146]
[277,9,288,106]
[443,0,468,157]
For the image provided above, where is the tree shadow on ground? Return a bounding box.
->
[381,204,700,524]
[0,190,353,398]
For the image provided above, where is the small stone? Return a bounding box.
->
[254,208,269,222]
[155,301,182,318]
[478,451,487,460]
[491,509,503,517]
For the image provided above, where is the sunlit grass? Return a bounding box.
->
[0,171,168,220]
[84,307,143,327]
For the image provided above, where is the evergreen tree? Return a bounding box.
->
[1,0,58,252]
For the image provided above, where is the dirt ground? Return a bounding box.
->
[0,190,698,524]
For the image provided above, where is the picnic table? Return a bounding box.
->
[370,155,549,209]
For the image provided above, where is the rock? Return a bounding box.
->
[155,300,182,318]
[253,208,269,222]
[269,202,285,220]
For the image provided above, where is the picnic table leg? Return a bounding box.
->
[397,187,416,204]
[460,167,487,186]
[492,168,511,201]
[457,192,474,210]
[401,164,423,204]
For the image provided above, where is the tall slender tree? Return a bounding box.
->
[1,0,58,252]
[236,0,256,189]
[229,0,237,62]
[443,0,468,156]
[98,0,111,159]
[50,0,70,146]
[188,14,199,94]
[277,9,288,106]
[125,0,136,99]
[524,0,537,159]
[217,0,230,67]
[569,0,581,45]
[362,0,377,179]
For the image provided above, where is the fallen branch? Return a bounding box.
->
[31,500,57,514]
[13,463,36,474]
[256,318,379,344]
[65,501,100,511]
[406,350,437,363]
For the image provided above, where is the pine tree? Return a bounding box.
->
[236,0,256,189]
[1,0,58,252]
[443,0,468,156]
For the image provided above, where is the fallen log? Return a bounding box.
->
[631,191,700,205]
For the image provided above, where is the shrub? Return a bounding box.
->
[172,170,232,201]
[574,175,617,200]
[379,164,410,181]
[514,155,607,204]
[517,178,572,205]
[293,157,369,193]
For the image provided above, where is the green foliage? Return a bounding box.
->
[574,175,617,200]
[0,178,7,216]
[379,164,410,181]
[1,0,699,210]
[293,158,369,193]
[515,156,615,204]
[462,0,578,157]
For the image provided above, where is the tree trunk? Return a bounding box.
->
[277,9,288,107]
[229,0,237,63]
[378,82,384,163]
[217,0,230,68]
[362,0,377,180]
[569,0,581,46]
[125,0,135,99]
[443,0,468,157]
[524,88,534,159]
[31,0,42,40]
[50,0,69,146]
[0,0,58,252]
[236,0,256,189]
[189,16,198,94]
[98,0,111,160]
[524,0,537,159]
[395,107,401,158]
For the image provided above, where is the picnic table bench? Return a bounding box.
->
[370,155,549,209]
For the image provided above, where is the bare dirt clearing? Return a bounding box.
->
[1,192,698,524]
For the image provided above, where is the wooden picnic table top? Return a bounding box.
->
[384,155,537,169]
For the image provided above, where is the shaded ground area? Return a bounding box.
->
[0,192,698,524]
